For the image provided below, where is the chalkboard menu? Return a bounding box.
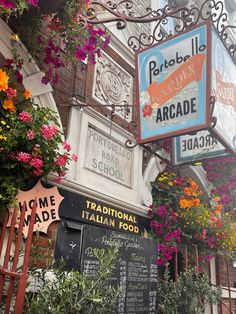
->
[80,224,158,314]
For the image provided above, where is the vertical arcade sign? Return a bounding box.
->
[135,21,211,144]
[211,26,236,154]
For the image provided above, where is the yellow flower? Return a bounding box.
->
[24,89,31,99]
[168,181,173,186]
[0,135,7,141]
[0,69,9,92]
[2,99,16,112]
[1,120,6,125]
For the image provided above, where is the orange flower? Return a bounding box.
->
[193,198,200,206]
[217,204,222,211]
[189,179,198,191]
[3,99,16,112]
[184,187,191,196]
[214,196,220,202]
[0,69,9,92]
[179,198,189,209]
[187,200,193,208]
[24,89,31,99]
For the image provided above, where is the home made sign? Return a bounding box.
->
[136,21,211,143]
[7,181,63,238]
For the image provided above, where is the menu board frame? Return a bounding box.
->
[79,224,158,314]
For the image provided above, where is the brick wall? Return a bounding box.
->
[29,222,58,269]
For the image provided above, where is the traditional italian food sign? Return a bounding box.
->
[172,130,228,166]
[211,26,236,154]
[7,181,63,238]
[136,22,211,143]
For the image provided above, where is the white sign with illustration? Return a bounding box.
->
[212,27,236,153]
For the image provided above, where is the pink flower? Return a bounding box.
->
[157,205,168,217]
[0,0,15,9]
[158,244,166,252]
[206,236,216,248]
[19,111,32,122]
[17,152,31,163]
[175,177,184,185]
[75,48,86,61]
[60,170,66,177]
[56,176,62,183]
[27,0,38,6]
[34,169,43,176]
[5,87,17,99]
[27,130,35,140]
[148,209,153,217]
[163,251,172,261]
[30,157,43,169]
[157,258,164,266]
[72,154,78,162]
[40,125,58,140]
[56,154,69,167]
[63,141,71,152]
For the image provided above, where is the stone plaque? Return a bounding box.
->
[84,125,132,187]
[93,52,133,121]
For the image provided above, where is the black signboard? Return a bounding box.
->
[80,224,158,314]
[57,187,150,235]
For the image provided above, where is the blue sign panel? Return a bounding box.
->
[136,22,211,143]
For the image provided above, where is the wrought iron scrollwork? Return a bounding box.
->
[82,0,236,63]
[125,120,138,148]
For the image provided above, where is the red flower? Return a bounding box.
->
[142,104,152,118]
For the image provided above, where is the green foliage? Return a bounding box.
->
[24,247,120,314]
[157,267,221,314]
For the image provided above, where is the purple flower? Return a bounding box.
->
[75,48,86,61]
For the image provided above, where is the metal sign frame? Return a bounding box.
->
[135,20,212,144]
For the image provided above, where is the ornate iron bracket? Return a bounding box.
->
[82,0,236,63]
[125,121,172,165]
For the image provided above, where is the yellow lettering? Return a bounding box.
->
[86,200,91,209]
[96,205,102,212]
[89,213,96,221]
[103,206,108,214]
[123,213,129,221]
[91,202,97,210]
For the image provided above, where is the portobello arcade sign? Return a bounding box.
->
[136,21,211,144]
[172,130,228,166]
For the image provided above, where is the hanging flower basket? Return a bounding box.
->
[0,52,78,221]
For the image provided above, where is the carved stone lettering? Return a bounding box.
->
[84,125,133,187]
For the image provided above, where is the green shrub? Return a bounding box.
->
[157,267,221,314]
[24,247,120,314]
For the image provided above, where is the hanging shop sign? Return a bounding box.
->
[136,21,211,144]
[172,130,228,166]
[7,181,63,238]
[211,27,236,154]
[84,124,132,187]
